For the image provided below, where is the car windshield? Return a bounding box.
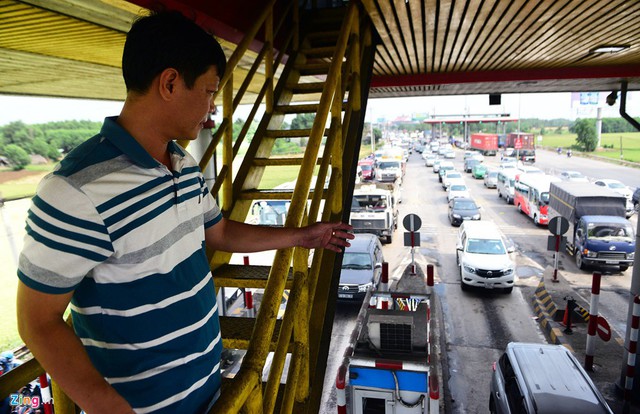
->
[607,181,625,189]
[447,173,462,179]
[342,252,372,269]
[540,192,550,204]
[450,185,467,191]
[454,200,478,210]
[466,238,506,254]
[379,161,400,169]
[587,224,634,240]
[488,172,498,178]
[568,172,584,178]
[352,195,387,210]
[360,164,371,171]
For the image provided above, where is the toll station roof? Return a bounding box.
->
[0,0,639,102]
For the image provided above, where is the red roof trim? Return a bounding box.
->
[370,65,640,88]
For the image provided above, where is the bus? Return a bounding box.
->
[513,173,561,225]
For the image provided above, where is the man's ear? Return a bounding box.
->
[158,68,179,100]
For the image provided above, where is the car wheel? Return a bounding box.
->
[575,252,585,270]
[503,286,513,294]
[620,265,629,272]
[498,191,502,198]
[386,234,392,244]
[517,203,522,213]
[489,396,497,414]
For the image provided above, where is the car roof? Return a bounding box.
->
[459,220,503,238]
[345,233,378,253]
[507,343,612,414]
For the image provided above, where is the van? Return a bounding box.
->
[497,169,518,204]
[456,221,515,293]
[490,342,613,414]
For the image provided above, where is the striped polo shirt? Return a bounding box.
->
[18,116,223,414]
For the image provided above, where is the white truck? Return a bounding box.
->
[335,291,439,413]
[350,183,399,244]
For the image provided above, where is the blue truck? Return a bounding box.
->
[549,181,635,272]
[335,291,439,413]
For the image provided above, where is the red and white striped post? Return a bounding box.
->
[623,295,640,401]
[381,262,389,310]
[245,290,254,317]
[429,374,440,414]
[426,264,434,294]
[585,271,602,371]
[243,256,255,317]
[336,364,348,414]
[38,373,53,414]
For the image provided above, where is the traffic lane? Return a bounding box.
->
[319,302,361,414]
[406,153,547,414]
[535,149,640,189]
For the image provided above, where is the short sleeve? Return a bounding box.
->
[18,174,114,294]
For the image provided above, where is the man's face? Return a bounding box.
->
[173,66,219,140]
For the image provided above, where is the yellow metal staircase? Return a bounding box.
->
[0,2,377,413]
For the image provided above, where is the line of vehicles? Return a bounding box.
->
[422,143,636,285]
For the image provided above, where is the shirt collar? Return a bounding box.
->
[100,116,185,168]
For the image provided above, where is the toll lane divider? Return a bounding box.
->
[531,276,572,349]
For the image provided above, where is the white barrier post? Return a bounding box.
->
[585,271,602,371]
[336,365,347,414]
[38,373,53,414]
[624,295,640,401]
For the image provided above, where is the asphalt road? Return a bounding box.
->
[319,147,638,414]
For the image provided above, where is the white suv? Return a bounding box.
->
[456,221,515,293]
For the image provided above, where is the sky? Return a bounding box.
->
[0,91,638,127]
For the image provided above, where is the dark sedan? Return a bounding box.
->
[448,197,481,226]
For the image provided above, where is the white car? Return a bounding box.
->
[442,170,464,190]
[559,170,589,182]
[593,178,634,217]
[447,182,470,201]
[424,154,437,166]
[444,150,456,159]
[517,165,543,175]
[456,221,515,293]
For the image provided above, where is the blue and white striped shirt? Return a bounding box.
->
[18,117,223,413]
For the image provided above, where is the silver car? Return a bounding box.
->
[483,169,498,188]
[490,342,613,414]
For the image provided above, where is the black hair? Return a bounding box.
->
[122,10,227,93]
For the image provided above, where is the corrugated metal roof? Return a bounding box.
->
[1,0,639,102]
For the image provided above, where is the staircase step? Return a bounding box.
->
[265,128,328,138]
[253,157,323,167]
[220,316,286,352]
[238,189,327,200]
[302,46,336,58]
[296,62,331,76]
[214,264,295,289]
[288,81,326,94]
[306,30,340,43]
[275,102,346,114]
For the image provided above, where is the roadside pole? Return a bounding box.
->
[547,216,568,283]
[620,214,640,402]
[403,214,422,276]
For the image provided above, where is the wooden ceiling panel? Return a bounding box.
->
[1,0,638,102]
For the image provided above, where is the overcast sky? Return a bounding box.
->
[0,91,638,127]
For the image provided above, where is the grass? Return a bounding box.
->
[538,132,640,163]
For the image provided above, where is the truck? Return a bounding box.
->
[469,133,498,156]
[548,181,635,272]
[505,133,535,163]
[350,183,399,244]
[335,290,439,414]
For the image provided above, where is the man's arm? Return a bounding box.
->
[16,281,135,414]
[204,218,353,253]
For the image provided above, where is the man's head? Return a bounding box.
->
[122,11,227,94]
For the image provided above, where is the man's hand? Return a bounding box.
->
[298,222,354,253]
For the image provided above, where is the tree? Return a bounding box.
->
[290,113,315,130]
[571,119,597,151]
[3,144,31,170]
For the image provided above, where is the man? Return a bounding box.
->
[16,11,352,414]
